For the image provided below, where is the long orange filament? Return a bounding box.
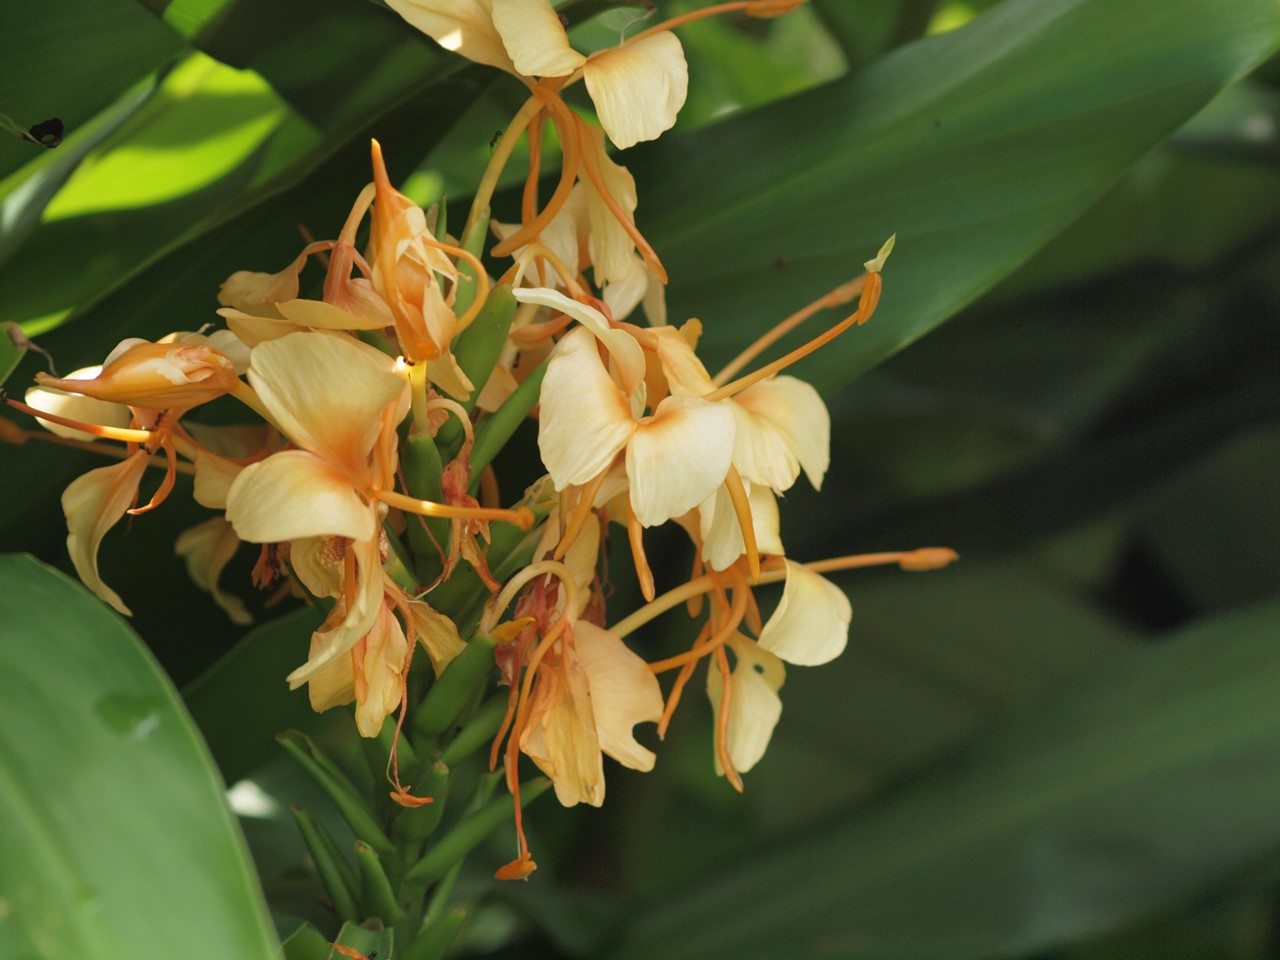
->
[713,275,868,386]
[491,87,581,258]
[553,471,608,561]
[705,271,882,403]
[713,644,743,792]
[126,438,178,515]
[626,501,655,602]
[376,489,533,529]
[572,112,668,284]
[626,2,756,46]
[722,465,759,581]
[656,651,700,738]
[422,236,491,335]
[522,111,545,228]
[5,398,154,444]
[647,575,748,673]
[466,95,544,241]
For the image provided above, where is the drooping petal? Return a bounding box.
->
[513,287,645,398]
[492,0,585,76]
[247,332,408,476]
[538,327,635,489]
[305,636,356,714]
[62,451,150,615]
[385,0,514,72]
[575,622,662,771]
[698,480,783,571]
[174,516,251,625]
[626,394,735,527]
[520,650,605,807]
[579,124,638,285]
[583,31,688,150]
[757,560,851,666]
[217,249,308,318]
[353,602,410,738]
[226,451,376,543]
[25,367,131,442]
[733,376,830,490]
[404,598,467,676]
[286,535,385,689]
[706,633,785,775]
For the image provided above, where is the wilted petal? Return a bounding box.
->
[25,367,131,442]
[706,633,785,775]
[174,516,251,625]
[247,332,408,475]
[757,560,851,666]
[492,0,585,76]
[354,602,410,738]
[521,651,605,807]
[385,0,514,72]
[218,250,307,317]
[404,599,467,676]
[626,394,735,527]
[538,327,635,489]
[425,350,475,402]
[62,451,150,615]
[583,31,687,149]
[36,341,240,410]
[226,451,376,543]
[287,535,384,689]
[734,376,830,490]
[575,622,662,771]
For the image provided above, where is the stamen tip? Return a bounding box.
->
[899,547,958,572]
[863,234,896,274]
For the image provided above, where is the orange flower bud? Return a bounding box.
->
[34,340,240,410]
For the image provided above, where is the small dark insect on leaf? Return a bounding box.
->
[28,118,64,148]
[558,12,570,29]
[489,130,504,150]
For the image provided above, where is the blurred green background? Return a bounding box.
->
[1,0,1278,957]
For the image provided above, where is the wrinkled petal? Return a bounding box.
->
[538,327,636,488]
[226,451,376,543]
[404,598,467,676]
[757,560,851,666]
[218,250,307,318]
[706,633,785,775]
[175,516,251,625]
[354,602,410,738]
[521,649,604,807]
[25,367,131,442]
[289,536,345,600]
[247,332,408,476]
[385,0,514,72]
[583,32,687,149]
[733,376,830,490]
[492,0,585,76]
[62,451,150,615]
[287,535,384,688]
[575,622,662,771]
[626,394,735,527]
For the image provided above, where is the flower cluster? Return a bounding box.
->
[6,0,954,881]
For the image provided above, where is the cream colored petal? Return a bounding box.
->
[757,560,851,666]
[385,0,514,72]
[641,269,667,327]
[492,0,585,76]
[580,124,638,284]
[626,395,735,527]
[520,652,605,807]
[734,376,830,490]
[538,327,636,489]
[289,536,344,600]
[191,450,242,510]
[226,451,376,543]
[575,622,662,771]
[405,599,467,676]
[601,254,649,321]
[583,32,688,150]
[247,332,407,474]
[36,342,240,410]
[354,602,410,738]
[425,350,475,402]
[534,510,600,615]
[25,368,131,442]
[649,325,715,397]
[174,517,251,625]
[706,634,785,775]
[217,307,304,346]
[729,398,798,492]
[62,451,150,616]
[276,299,392,331]
[698,480,783,572]
[512,286,645,397]
[305,633,356,714]
[287,535,385,688]
[217,250,307,317]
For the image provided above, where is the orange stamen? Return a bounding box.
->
[388,622,433,807]
[419,236,491,335]
[647,574,748,673]
[5,397,153,444]
[704,270,882,403]
[376,488,534,530]
[712,644,743,792]
[626,501,655,602]
[553,470,608,561]
[522,110,545,228]
[491,86,581,259]
[722,465,759,581]
[656,625,707,738]
[126,436,178,515]
[713,274,867,386]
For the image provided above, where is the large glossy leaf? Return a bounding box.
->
[0,554,277,960]
[609,598,1280,960]
[629,0,1280,392]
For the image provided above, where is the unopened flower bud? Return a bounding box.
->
[34,340,241,410]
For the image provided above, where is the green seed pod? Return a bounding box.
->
[412,633,498,739]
